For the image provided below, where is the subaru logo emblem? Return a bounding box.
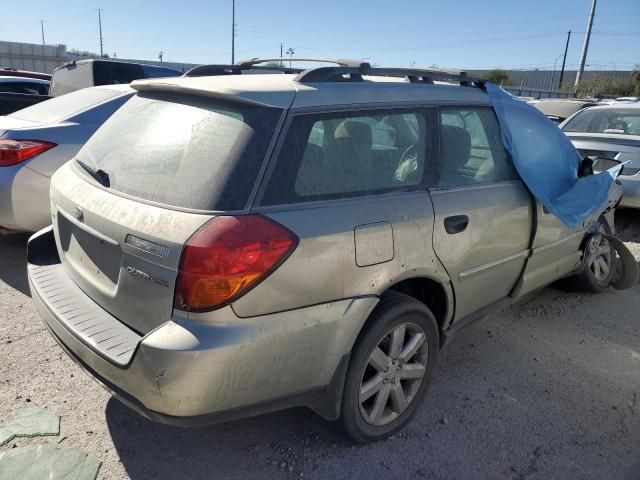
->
[72,206,84,222]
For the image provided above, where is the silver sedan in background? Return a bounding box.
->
[0,84,134,233]
[562,102,640,208]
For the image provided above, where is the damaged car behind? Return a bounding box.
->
[27,60,632,443]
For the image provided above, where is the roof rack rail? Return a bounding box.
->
[184,59,333,77]
[236,57,366,70]
[294,65,484,87]
[181,58,484,88]
[183,58,368,77]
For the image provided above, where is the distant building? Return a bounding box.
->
[0,40,197,74]
[1,40,635,93]
[0,40,67,73]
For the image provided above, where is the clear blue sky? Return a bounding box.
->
[1,0,639,70]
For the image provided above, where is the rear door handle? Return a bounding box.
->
[444,215,469,234]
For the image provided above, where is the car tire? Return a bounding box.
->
[564,217,617,293]
[340,292,439,443]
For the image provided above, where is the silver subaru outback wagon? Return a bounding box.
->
[27,60,619,443]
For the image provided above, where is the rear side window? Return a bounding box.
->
[10,87,123,124]
[141,65,182,78]
[261,110,431,206]
[438,107,518,187]
[93,61,144,86]
[76,93,282,211]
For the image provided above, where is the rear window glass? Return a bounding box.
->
[76,93,282,211]
[563,108,640,136]
[10,87,122,124]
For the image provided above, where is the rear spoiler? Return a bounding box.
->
[130,80,293,109]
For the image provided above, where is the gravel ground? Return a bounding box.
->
[1,211,639,480]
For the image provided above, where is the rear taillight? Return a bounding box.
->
[174,215,298,312]
[0,139,56,167]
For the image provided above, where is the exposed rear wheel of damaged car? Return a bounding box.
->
[340,293,439,443]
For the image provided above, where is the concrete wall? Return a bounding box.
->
[0,41,67,74]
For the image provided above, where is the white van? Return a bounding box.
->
[50,59,181,96]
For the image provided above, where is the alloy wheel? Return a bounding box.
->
[358,322,429,426]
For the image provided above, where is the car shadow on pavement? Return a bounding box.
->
[106,397,346,480]
[0,233,31,296]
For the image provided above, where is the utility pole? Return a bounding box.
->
[158,51,163,63]
[558,30,571,90]
[231,0,235,64]
[39,20,45,45]
[280,42,283,68]
[575,0,597,89]
[96,8,104,58]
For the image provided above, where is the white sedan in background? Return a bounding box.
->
[0,84,133,233]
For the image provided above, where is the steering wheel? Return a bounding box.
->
[395,144,419,182]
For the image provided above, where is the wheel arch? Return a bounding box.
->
[385,276,453,333]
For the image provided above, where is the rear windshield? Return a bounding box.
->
[0,80,49,96]
[92,62,179,86]
[563,108,640,136]
[141,65,182,78]
[10,87,123,124]
[76,93,282,211]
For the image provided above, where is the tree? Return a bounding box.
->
[484,69,510,85]
[633,67,640,96]
[569,75,635,98]
[69,48,109,59]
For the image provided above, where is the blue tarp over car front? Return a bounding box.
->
[484,82,617,228]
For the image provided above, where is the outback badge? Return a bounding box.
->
[126,266,169,288]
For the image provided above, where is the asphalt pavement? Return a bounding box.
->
[1,212,639,480]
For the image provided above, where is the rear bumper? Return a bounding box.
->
[0,164,51,232]
[28,227,377,424]
[619,175,640,209]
